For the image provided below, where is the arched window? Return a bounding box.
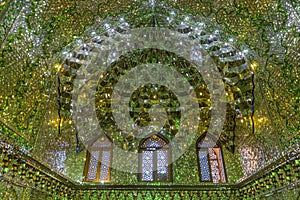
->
[83,136,112,182]
[139,134,172,182]
[197,134,226,183]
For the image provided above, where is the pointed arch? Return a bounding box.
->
[196,133,227,183]
[83,135,113,182]
[138,134,172,182]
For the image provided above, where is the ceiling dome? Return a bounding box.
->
[0,0,299,199]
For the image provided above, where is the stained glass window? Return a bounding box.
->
[139,134,171,182]
[197,135,226,183]
[83,136,112,182]
[199,150,211,181]
[140,135,167,148]
[141,151,154,181]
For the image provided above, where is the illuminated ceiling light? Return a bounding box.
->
[250,62,258,71]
